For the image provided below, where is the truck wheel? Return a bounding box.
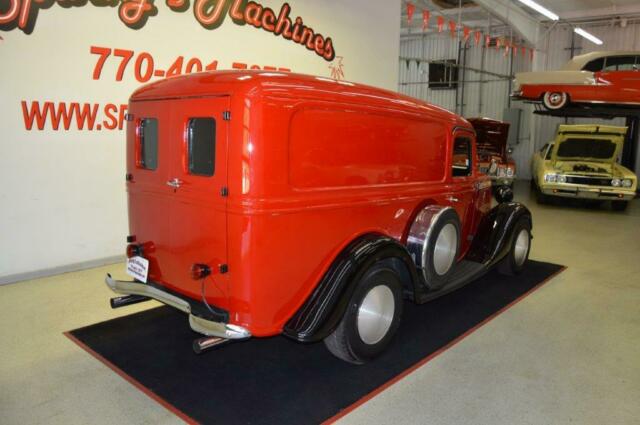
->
[324,265,403,364]
[497,218,531,276]
[542,92,569,110]
[611,200,629,211]
[534,184,550,204]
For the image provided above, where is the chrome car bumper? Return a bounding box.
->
[104,274,251,340]
[540,185,635,201]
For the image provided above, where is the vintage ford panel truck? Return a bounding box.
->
[105,71,533,363]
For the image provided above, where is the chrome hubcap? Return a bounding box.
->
[433,223,457,275]
[357,285,395,345]
[514,229,530,267]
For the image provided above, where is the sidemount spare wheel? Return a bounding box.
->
[497,216,532,276]
[542,92,569,110]
[406,205,461,290]
[324,263,404,364]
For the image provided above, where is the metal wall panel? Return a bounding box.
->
[400,22,640,179]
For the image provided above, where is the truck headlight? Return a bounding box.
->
[557,175,567,183]
[506,167,515,177]
[621,179,633,188]
[611,178,621,187]
[544,173,557,183]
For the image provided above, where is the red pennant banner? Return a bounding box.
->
[530,48,535,61]
[495,38,501,50]
[485,34,491,48]
[521,46,526,57]
[463,26,471,43]
[422,10,430,31]
[448,20,457,38]
[474,30,482,46]
[437,16,445,33]
[406,3,415,26]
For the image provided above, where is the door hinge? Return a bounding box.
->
[219,264,229,274]
[222,111,231,121]
[220,187,229,197]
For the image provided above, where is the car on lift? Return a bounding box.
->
[531,124,636,210]
[105,71,533,364]
[512,51,640,110]
[468,117,516,194]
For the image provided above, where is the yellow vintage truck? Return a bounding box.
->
[531,124,637,211]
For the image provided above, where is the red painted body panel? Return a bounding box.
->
[126,71,492,336]
[519,72,640,104]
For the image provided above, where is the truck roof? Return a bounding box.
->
[130,70,469,128]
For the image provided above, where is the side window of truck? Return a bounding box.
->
[452,137,472,177]
[139,118,158,170]
[188,118,216,176]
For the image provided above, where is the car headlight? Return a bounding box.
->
[621,179,633,188]
[506,167,515,177]
[557,174,567,183]
[611,178,621,187]
[544,173,557,183]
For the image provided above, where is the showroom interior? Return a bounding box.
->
[1,0,639,424]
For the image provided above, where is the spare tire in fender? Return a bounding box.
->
[406,205,461,290]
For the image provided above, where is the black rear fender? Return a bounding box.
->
[283,234,419,343]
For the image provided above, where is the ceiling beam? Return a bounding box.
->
[558,4,640,21]
[472,0,539,44]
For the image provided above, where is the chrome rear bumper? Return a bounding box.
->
[105,274,251,340]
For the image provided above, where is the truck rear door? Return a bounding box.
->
[127,96,230,304]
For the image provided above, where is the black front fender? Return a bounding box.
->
[283,234,418,343]
[466,202,532,266]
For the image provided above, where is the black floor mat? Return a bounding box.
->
[67,260,564,425]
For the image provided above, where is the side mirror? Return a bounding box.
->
[495,186,514,203]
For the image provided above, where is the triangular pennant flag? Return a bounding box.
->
[530,48,535,61]
[485,34,491,48]
[406,3,415,26]
[422,10,430,31]
[449,20,457,38]
[474,30,482,46]
[521,46,526,57]
[463,26,471,43]
[495,38,501,50]
[437,16,445,32]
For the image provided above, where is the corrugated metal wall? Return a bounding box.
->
[399,32,534,177]
[400,22,640,179]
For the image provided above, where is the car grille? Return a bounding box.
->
[565,176,612,186]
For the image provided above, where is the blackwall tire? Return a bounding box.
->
[323,265,403,364]
[611,200,629,211]
[497,218,532,276]
[542,92,569,110]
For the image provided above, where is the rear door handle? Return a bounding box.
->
[166,178,182,189]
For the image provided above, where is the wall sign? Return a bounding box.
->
[0,0,335,60]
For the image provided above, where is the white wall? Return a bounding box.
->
[0,0,401,282]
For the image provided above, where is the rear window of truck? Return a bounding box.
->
[188,118,216,176]
[452,137,472,177]
[139,118,158,170]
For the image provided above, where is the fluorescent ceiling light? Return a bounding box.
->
[518,0,559,21]
[574,27,603,45]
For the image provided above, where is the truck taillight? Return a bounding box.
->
[191,263,211,280]
[126,244,142,258]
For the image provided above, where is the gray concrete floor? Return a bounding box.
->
[1,181,639,424]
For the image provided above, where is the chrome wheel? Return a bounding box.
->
[543,92,568,110]
[357,284,395,345]
[513,229,530,267]
[433,223,457,275]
